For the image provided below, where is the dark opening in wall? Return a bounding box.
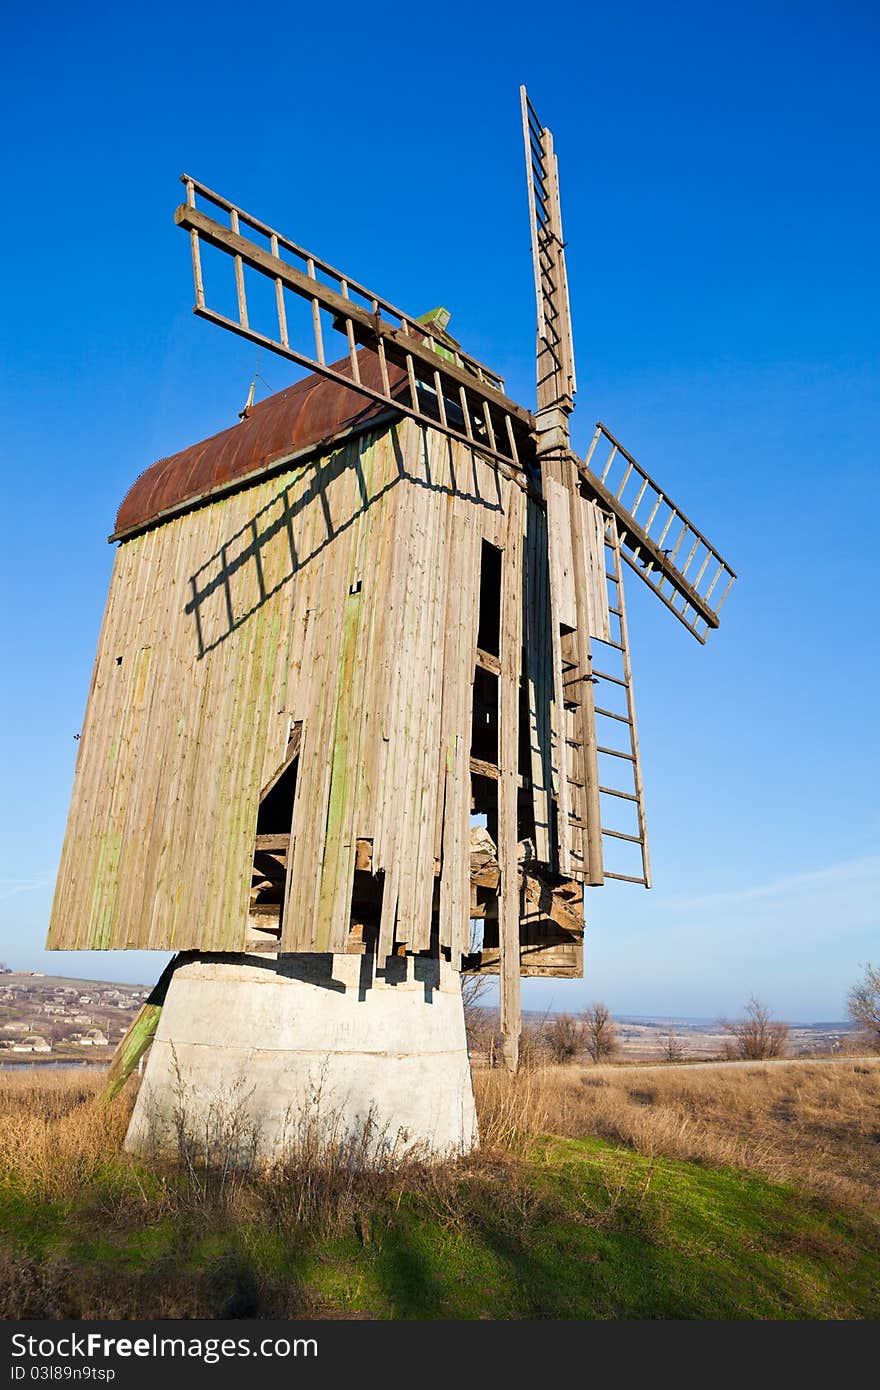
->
[256,759,298,833]
[518,660,536,845]
[471,667,499,765]
[256,723,302,834]
[477,540,502,657]
[470,772,499,956]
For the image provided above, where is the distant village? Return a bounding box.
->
[0,968,147,1060]
[0,965,851,1065]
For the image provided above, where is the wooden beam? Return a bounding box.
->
[99,957,177,1104]
[474,647,502,676]
[520,867,584,935]
[469,755,499,781]
[254,833,290,852]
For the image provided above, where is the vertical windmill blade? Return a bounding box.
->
[520,97,736,648]
[520,87,576,414]
[522,87,599,880]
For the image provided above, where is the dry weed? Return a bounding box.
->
[1,1058,876,1235]
[473,1059,880,1214]
[0,1070,127,1199]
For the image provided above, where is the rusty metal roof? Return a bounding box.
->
[113,351,406,541]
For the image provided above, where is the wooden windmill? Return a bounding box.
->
[47,89,735,1158]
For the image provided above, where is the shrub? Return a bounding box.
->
[543,1013,582,1064]
[662,1030,685,1063]
[583,1003,618,1063]
[847,963,880,1051]
[720,997,789,1060]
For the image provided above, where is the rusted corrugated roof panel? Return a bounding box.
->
[113,351,406,541]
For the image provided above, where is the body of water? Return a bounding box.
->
[0,1059,109,1071]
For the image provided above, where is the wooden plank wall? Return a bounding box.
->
[48,417,531,963]
[524,498,554,864]
[580,497,611,642]
[540,455,607,885]
[499,487,525,1067]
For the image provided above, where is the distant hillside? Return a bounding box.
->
[0,972,148,1059]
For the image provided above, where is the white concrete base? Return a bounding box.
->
[125,952,478,1164]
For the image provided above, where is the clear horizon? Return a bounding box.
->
[0,966,854,1028]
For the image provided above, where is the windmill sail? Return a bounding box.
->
[521,89,603,881]
[578,424,737,643]
[175,176,533,475]
[519,94,735,645]
[520,87,576,415]
[595,514,651,888]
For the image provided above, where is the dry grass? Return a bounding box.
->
[0,1068,569,1319]
[0,1069,445,1227]
[0,1070,448,1318]
[474,1058,880,1215]
[0,1069,130,1200]
[2,1059,877,1220]
[0,1060,878,1318]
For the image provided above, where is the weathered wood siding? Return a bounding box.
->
[524,497,554,864]
[48,417,531,958]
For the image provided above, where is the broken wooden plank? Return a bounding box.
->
[99,957,177,1104]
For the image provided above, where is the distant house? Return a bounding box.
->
[85,1028,108,1047]
[12,1037,51,1053]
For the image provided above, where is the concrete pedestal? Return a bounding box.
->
[124,952,478,1164]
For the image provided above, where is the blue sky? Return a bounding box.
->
[0,1,877,1020]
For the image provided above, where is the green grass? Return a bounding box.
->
[1,1137,877,1319]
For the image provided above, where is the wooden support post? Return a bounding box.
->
[499,493,524,1073]
[99,957,177,1104]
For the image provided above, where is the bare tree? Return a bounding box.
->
[543,1012,582,1064]
[662,1029,685,1063]
[461,968,491,1019]
[847,963,880,1050]
[720,997,788,1060]
[519,1018,544,1071]
[460,969,494,1056]
[583,1002,618,1063]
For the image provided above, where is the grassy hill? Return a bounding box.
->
[0,1061,873,1312]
